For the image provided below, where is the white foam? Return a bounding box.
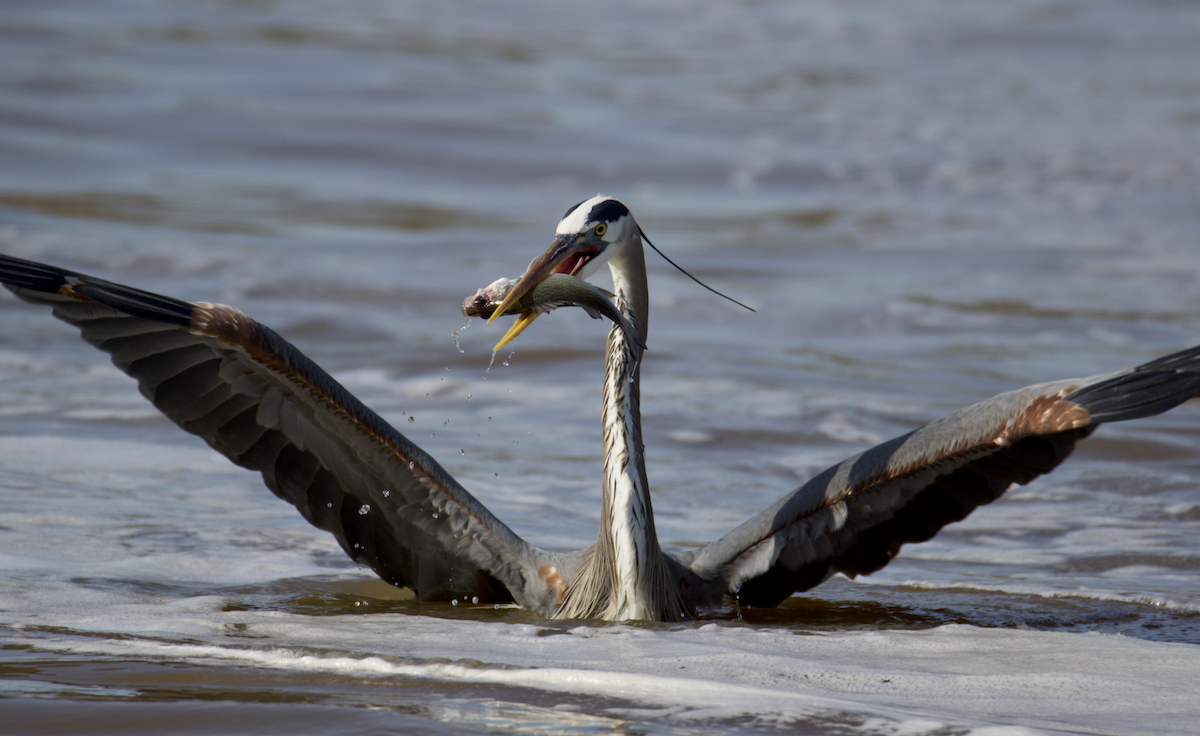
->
[11,609,1200,735]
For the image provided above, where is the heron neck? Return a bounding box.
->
[595,244,669,619]
[556,239,682,621]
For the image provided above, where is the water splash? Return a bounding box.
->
[451,317,471,353]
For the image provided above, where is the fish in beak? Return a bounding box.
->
[484,232,607,349]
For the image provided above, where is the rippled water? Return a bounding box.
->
[3,0,1200,733]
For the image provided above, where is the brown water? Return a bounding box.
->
[2,0,1200,733]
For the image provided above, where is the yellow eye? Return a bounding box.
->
[594,223,607,237]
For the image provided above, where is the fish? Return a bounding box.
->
[463,273,646,352]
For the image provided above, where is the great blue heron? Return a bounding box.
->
[3,196,1199,622]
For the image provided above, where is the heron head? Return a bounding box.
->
[487,196,639,347]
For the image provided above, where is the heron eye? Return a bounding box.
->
[594,223,607,238]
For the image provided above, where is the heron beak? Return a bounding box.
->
[485,234,602,352]
[493,311,540,350]
[488,234,594,324]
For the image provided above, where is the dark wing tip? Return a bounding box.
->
[2,252,195,327]
[1065,344,1200,424]
[0,253,83,292]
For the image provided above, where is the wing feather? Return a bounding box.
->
[1,253,574,613]
[685,348,1200,609]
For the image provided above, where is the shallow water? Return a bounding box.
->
[2,0,1200,733]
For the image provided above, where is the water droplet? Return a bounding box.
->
[454,532,460,539]
[494,604,500,610]
[382,490,390,498]
[445,366,451,372]
[408,461,414,469]
[494,472,499,479]
[487,416,492,421]
[502,360,509,366]
[358,504,370,515]
[355,600,361,607]
[452,599,459,606]
[327,502,333,508]
[432,512,439,519]
[443,419,451,425]
[451,317,471,353]
[459,449,465,456]
[407,416,415,423]
[471,596,479,604]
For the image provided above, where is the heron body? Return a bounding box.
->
[3,196,1200,622]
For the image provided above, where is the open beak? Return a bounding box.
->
[492,311,540,351]
[487,233,601,350]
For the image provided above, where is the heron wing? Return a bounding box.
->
[684,347,1200,608]
[0,253,573,614]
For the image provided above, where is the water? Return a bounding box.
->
[2,0,1200,733]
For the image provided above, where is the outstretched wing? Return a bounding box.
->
[0,253,573,613]
[683,347,1200,608]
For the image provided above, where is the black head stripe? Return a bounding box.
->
[562,199,588,220]
[587,199,630,225]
